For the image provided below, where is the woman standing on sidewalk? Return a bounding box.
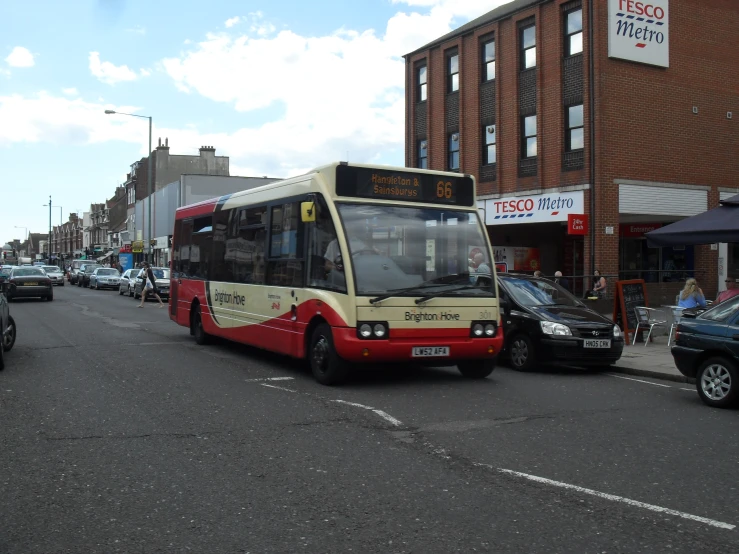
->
[678,278,707,309]
[138,262,165,309]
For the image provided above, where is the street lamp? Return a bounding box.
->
[43,203,63,224]
[105,109,152,262]
[43,203,62,258]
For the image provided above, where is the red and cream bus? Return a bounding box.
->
[170,162,503,384]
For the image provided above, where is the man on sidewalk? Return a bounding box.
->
[716,277,739,304]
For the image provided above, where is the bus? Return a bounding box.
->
[170,162,503,385]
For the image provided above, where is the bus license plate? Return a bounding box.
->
[412,346,450,357]
[583,339,611,349]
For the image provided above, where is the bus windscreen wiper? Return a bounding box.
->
[415,284,484,305]
[369,273,470,305]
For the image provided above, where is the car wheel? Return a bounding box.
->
[457,358,496,379]
[509,334,536,371]
[309,323,348,386]
[192,304,209,345]
[696,357,739,409]
[119,286,123,295]
[46,292,54,301]
[3,315,16,352]
[95,282,100,290]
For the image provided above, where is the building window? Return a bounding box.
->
[482,40,495,81]
[448,53,459,93]
[566,104,584,151]
[417,65,427,102]
[566,9,583,56]
[448,133,460,170]
[522,115,537,158]
[418,140,428,169]
[484,125,496,165]
[521,24,536,70]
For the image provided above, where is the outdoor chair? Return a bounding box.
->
[633,307,668,346]
[667,307,685,347]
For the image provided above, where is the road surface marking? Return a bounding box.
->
[605,374,671,388]
[680,387,694,392]
[494,467,735,530]
[244,377,295,382]
[261,383,297,393]
[333,400,403,427]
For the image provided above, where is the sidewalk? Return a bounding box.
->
[601,306,696,384]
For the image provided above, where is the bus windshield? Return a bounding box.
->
[335,203,494,296]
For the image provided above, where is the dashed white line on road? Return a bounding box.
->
[333,399,374,410]
[605,374,671,388]
[245,377,295,382]
[260,383,297,393]
[490,466,735,531]
[680,387,695,392]
[333,400,403,427]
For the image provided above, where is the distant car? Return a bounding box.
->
[497,273,624,371]
[90,267,121,290]
[42,265,65,286]
[0,280,17,370]
[132,267,170,300]
[69,267,83,285]
[6,266,53,302]
[118,268,139,296]
[671,295,739,409]
[77,264,102,288]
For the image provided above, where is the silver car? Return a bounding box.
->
[118,268,140,296]
[90,268,121,290]
[42,265,65,286]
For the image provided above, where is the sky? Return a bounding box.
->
[0,0,512,247]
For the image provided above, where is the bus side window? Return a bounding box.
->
[306,197,346,293]
[190,216,212,280]
[179,219,193,277]
[267,202,304,288]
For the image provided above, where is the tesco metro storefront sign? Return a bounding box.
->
[479,190,584,226]
[608,0,669,68]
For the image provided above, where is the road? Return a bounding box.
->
[1,284,737,553]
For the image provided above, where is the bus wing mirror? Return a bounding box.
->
[301,201,316,223]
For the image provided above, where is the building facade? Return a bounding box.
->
[404,0,737,302]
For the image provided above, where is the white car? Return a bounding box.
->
[90,268,121,290]
[118,268,139,296]
[42,265,65,286]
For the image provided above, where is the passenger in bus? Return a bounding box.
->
[473,252,491,274]
[323,238,376,273]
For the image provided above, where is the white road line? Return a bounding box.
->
[680,387,695,392]
[332,400,403,426]
[372,410,403,426]
[494,467,735,531]
[244,377,295,382]
[260,383,297,393]
[605,373,671,388]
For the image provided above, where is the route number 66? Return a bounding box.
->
[436,181,453,199]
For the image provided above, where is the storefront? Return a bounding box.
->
[153,236,171,268]
[619,223,694,283]
[477,188,588,286]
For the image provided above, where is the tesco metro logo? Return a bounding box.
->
[479,190,585,226]
[608,0,669,68]
[493,196,575,219]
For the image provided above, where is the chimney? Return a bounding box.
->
[158,137,161,147]
[165,137,168,147]
[157,137,170,151]
[199,145,216,154]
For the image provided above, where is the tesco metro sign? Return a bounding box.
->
[479,190,585,226]
[608,0,669,68]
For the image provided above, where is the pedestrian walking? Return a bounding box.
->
[554,271,570,291]
[138,262,165,308]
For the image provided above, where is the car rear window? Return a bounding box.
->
[14,268,44,277]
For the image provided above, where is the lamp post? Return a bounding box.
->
[43,201,62,256]
[105,109,152,262]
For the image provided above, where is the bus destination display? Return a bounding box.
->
[336,165,474,206]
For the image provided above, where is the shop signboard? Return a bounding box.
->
[119,253,134,273]
[620,223,661,237]
[608,0,669,68]
[154,236,169,250]
[567,214,588,235]
[480,191,584,225]
[131,240,144,253]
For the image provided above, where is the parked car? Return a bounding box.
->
[69,267,83,285]
[42,265,65,286]
[90,267,121,290]
[132,267,170,300]
[6,266,53,302]
[118,268,139,296]
[671,295,739,409]
[497,273,624,371]
[0,281,17,370]
[77,264,102,288]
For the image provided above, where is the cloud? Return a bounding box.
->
[62,87,78,96]
[89,52,147,85]
[5,46,35,68]
[225,16,241,28]
[126,25,146,35]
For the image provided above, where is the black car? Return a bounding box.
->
[77,264,102,288]
[132,267,170,300]
[6,266,53,301]
[0,281,18,370]
[671,295,739,409]
[497,274,624,370]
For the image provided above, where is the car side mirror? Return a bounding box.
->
[499,298,511,316]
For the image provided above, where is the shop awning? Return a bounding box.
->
[646,194,739,247]
[96,250,114,262]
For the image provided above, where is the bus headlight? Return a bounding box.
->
[484,323,496,336]
[472,323,484,337]
[373,323,386,338]
[359,324,372,338]
[357,321,389,340]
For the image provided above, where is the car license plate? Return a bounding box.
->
[583,339,611,349]
[412,346,450,357]
[24,282,38,286]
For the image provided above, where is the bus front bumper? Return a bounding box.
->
[332,328,504,363]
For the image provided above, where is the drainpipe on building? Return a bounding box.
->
[588,0,596,278]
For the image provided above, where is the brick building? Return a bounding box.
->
[404,0,737,302]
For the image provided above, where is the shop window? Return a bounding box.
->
[565,9,583,56]
[483,124,496,165]
[418,140,428,169]
[448,133,460,170]
[417,65,427,102]
[566,104,584,151]
[482,39,495,81]
[447,51,459,93]
[521,115,537,158]
[521,24,536,70]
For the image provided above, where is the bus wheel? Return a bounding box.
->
[457,358,495,379]
[309,323,348,386]
[192,304,209,345]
